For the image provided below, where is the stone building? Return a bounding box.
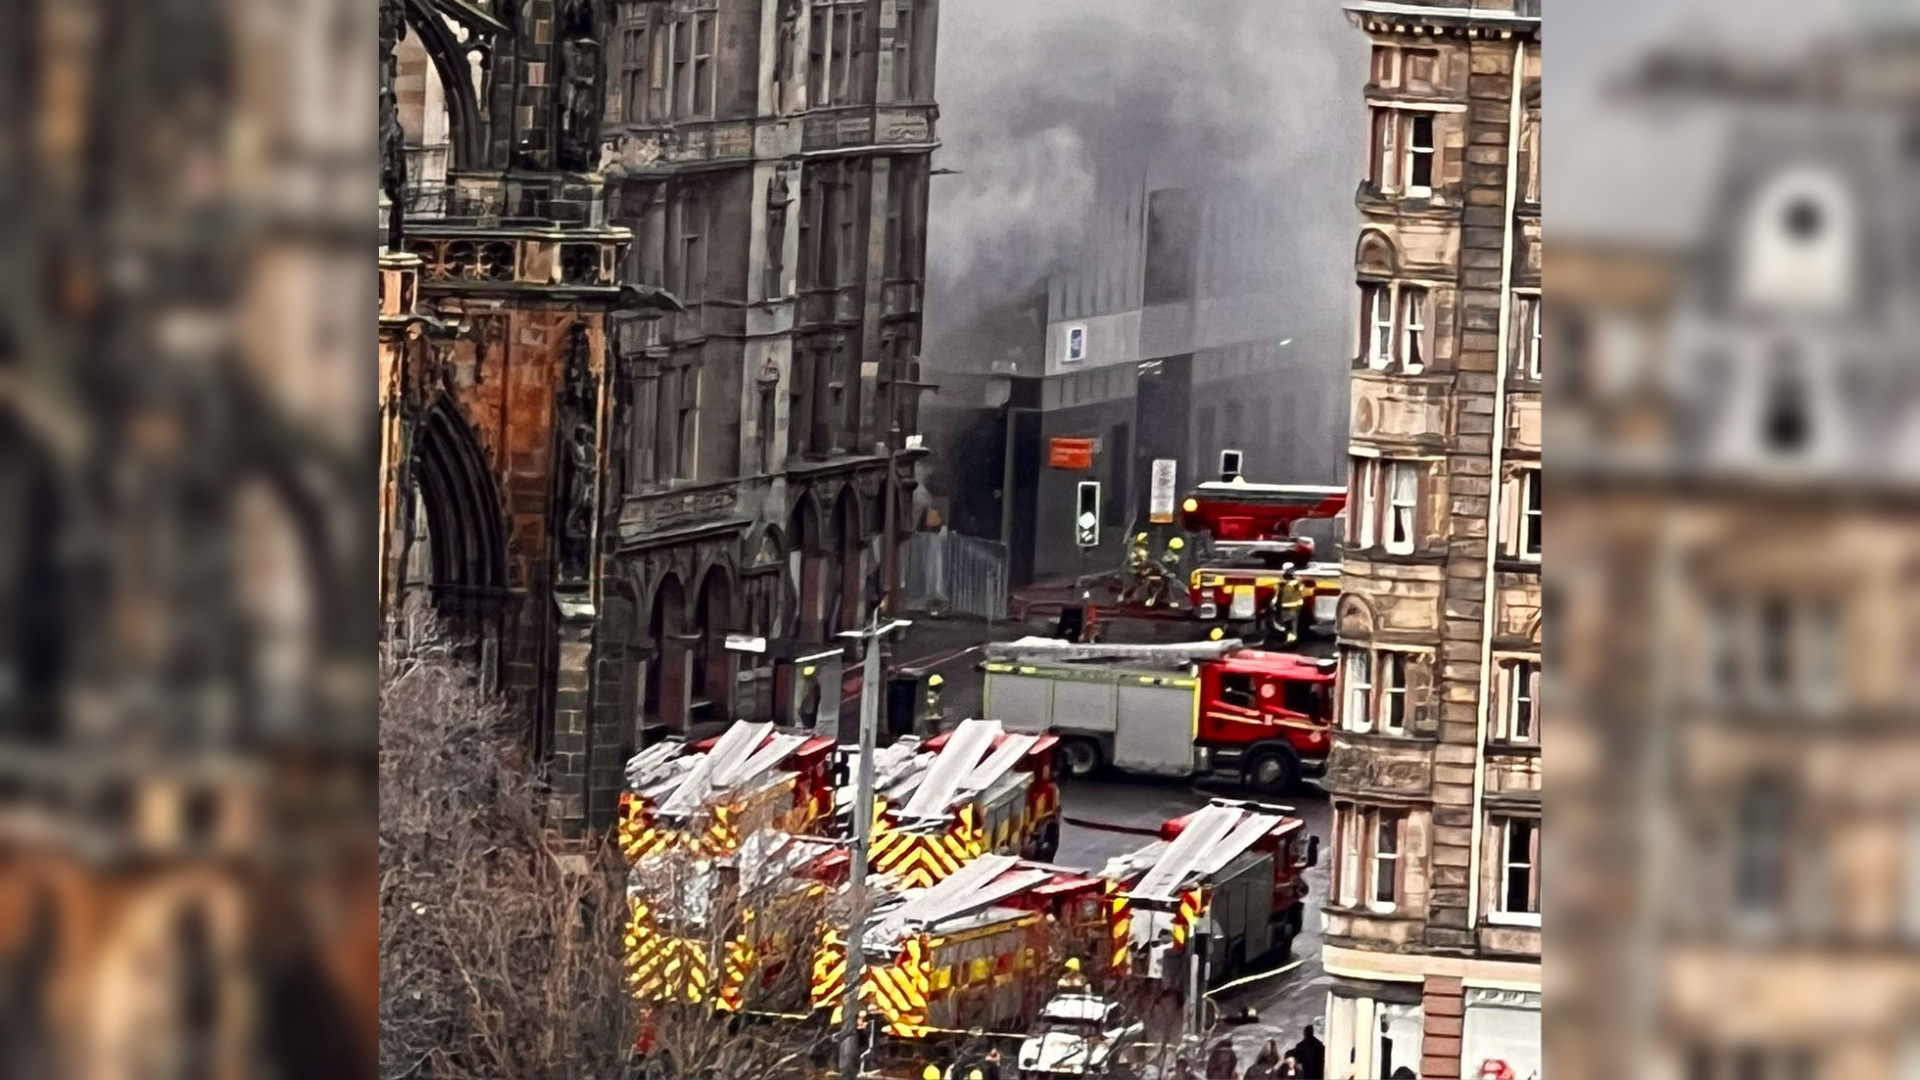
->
[381,0,939,833]
[1555,32,1920,1080]
[1320,2,1541,1077]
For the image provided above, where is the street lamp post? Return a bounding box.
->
[837,613,912,1080]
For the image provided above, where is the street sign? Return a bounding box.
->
[1148,458,1179,524]
[1050,437,1094,470]
[1075,481,1101,547]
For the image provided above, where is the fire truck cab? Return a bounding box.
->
[982,638,1335,793]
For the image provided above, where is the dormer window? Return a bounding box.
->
[1737,168,1853,313]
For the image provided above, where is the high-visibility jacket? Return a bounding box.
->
[1278,578,1308,611]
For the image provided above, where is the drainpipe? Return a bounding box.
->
[1466,36,1529,933]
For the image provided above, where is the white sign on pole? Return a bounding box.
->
[1148,458,1179,524]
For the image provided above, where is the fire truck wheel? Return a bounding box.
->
[1059,738,1103,780]
[1244,747,1299,794]
[1033,819,1061,861]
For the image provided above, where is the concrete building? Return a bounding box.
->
[381,0,940,834]
[1555,30,1920,1080]
[947,183,1343,586]
[1320,2,1541,1077]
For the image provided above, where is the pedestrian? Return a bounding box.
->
[983,1047,1003,1080]
[1287,1022,1325,1079]
[1391,1068,1418,1079]
[1205,1038,1238,1079]
[1274,1053,1300,1078]
[1245,1040,1281,1079]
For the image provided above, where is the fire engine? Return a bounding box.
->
[1179,479,1346,643]
[854,718,1064,885]
[981,637,1335,793]
[616,719,837,862]
[1100,799,1317,990]
[811,853,1117,1041]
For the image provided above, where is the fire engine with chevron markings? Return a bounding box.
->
[854,717,1063,885]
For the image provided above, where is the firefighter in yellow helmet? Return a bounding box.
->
[924,1065,942,1080]
[1121,531,1154,605]
[1275,563,1308,646]
[798,664,822,726]
[923,672,946,733]
[1058,956,1090,992]
[1151,536,1185,608]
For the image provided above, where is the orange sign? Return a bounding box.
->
[1049,438,1094,470]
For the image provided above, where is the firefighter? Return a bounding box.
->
[923,1066,942,1080]
[1058,956,1089,992]
[798,664,822,727]
[1148,536,1185,608]
[1121,532,1153,604]
[1275,564,1308,646]
[924,673,946,731]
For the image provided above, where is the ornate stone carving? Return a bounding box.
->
[555,0,602,173]
[555,323,598,581]
[1324,742,1432,795]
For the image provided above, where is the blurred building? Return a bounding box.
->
[1321,2,1542,1078]
[379,0,939,833]
[1556,28,1920,1080]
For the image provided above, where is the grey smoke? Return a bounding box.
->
[923,0,1367,373]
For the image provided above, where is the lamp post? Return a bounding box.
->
[837,613,912,1080]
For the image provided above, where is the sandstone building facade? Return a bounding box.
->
[1322,2,1541,1077]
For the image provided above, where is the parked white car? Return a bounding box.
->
[1017,994,1144,1077]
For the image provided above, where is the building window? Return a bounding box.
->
[675,364,700,480]
[1386,461,1419,555]
[1519,295,1542,379]
[1341,647,1372,733]
[812,0,871,107]
[1491,816,1541,924]
[1523,108,1542,204]
[674,188,707,303]
[1400,286,1428,372]
[1733,777,1791,927]
[1379,651,1408,734]
[1762,344,1811,454]
[1522,469,1542,558]
[622,25,649,123]
[1370,811,1402,910]
[893,2,916,99]
[758,378,779,474]
[1369,108,1396,189]
[1498,659,1539,744]
[1406,114,1435,193]
[691,13,714,116]
[1370,45,1399,87]
[1333,804,1405,913]
[1704,594,1845,712]
[1363,283,1392,368]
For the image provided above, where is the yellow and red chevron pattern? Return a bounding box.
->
[869,804,987,888]
[623,900,711,1003]
[618,776,817,864]
[715,932,755,1012]
[1104,880,1132,973]
[810,929,937,1038]
[1171,887,1208,949]
[811,926,848,1016]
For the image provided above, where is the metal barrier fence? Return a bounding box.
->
[903,531,1007,621]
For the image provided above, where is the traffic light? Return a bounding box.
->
[1219,448,1243,482]
[1074,481,1100,547]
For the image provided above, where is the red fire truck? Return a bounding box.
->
[853,717,1064,885]
[981,638,1336,793]
[1100,798,1318,991]
[1179,479,1346,643]
[617,720,839,863]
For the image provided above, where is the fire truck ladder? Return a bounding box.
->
[1130,803,1240,901]
[867,853,1051,947]
[659,721,772,819]
[899,719,1001,821]
[958,733,1039,797]
[985,637,1244,666]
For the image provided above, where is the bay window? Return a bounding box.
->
[1363,283,1392,368]
[1386,461,1419,554]
[1342,645,1419,735]
[1342,647,1373,733]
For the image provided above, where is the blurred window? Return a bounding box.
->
[1521,470,1542,559]
[1400,286,1428,372]
[1516,295,1542,380]
[893,2,916,100]
[1733,777,1791,928]
[1904,810,1920,942]
[1761,346,1811,454]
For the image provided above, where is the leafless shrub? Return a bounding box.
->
[377,637,632,1080]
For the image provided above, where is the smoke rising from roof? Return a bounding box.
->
[923,0,1367,373]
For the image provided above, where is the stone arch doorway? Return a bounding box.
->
[643,574,688,735]
[402,399,508,670]
[690,565,735,722]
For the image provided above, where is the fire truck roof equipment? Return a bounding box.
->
[985,636,1245,667]
[1115,800,1302,901]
